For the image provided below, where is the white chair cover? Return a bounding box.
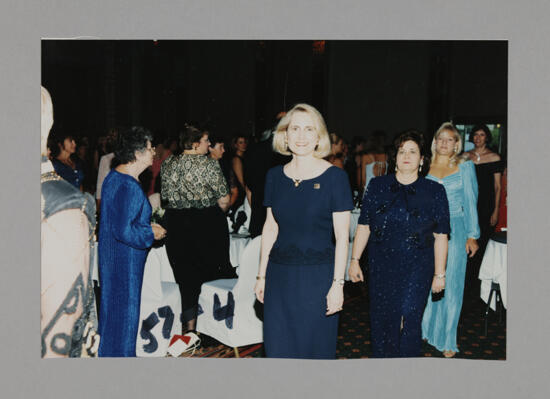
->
[136,246,182,357]
[196,236,263,348]
[479,239,507,310]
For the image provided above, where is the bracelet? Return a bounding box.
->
[333,278,345,286]
[434,273,446,279]
[256,275,265,280]
[351,257,360,261]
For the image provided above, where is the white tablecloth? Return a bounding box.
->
[479,239,507,310]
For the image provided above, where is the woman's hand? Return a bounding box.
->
[431,276,445,293]
[490,209,499,226]
[254,279,265,303]
[465,238,479,258]
[151,223,166,240]
[348,259,364,282]
[326,283,344,315]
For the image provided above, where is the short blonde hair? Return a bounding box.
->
[272,103,331,158]
[431,122,466,165]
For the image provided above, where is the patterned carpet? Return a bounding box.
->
[183,281,506,360]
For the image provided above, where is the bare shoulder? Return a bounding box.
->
[487,152,501,162]
[361,153,375,164]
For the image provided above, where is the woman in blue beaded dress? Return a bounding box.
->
[349,131,450,358]
[254,104,354,359]
[421,122,480,358]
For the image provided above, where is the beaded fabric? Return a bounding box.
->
[358,174,450,357]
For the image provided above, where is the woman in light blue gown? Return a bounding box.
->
[421,122,480,358]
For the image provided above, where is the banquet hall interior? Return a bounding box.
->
[41,40,507,359]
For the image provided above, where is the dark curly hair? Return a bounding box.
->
[114,126,153,165]
[470,124,492,146]
[179,124,205,150]
[389,129,427,174]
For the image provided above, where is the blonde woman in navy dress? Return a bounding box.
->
[254,104,354,359]
[421,122,480,358]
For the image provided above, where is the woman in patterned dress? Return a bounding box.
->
[161,125,231,335]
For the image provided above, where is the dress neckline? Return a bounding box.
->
[393,173,421,187]
[427,170,460,180]
[282,165,335,182]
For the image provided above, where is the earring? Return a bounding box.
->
[314,143,319,151]
[419,160,423,172]
[454,146,458,152]
[284,134,288,151]
[395,165,398,172]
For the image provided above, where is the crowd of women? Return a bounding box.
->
[42,86,506,359]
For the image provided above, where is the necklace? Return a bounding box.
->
[292,178,302,187]
[473,149,487,162]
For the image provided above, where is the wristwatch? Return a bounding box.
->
[333,278,345,286]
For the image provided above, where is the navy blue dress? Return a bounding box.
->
[52,158,84,189]
[98,170,154,357]
[359,174,450,357]
[263,165,354,359]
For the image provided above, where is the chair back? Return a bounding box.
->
[233,235,262,299]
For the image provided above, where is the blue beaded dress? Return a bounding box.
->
[421,161,479,353]
[359,174,450,357]
[263,165,354,359]
[98,170,154,357]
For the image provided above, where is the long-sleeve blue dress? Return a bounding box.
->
[421,160,479,353]
[98,170,154,357]
[359,174,450,357]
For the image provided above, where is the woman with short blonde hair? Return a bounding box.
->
[272,103,331,158]
[255,103,353,359]
[431,122,466,166]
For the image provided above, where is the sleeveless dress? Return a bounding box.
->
[421,161,480,353]
[263,165,354,359]
[98,170,155,357]
[41,161,99,357]
[359,174,450,357]
[363,160,388,196]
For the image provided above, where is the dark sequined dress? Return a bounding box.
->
[359,174,450,357]
[263,165,354,359]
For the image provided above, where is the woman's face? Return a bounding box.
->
[195,134,211,155]
[287,111,319,156]
[472,129,488,148]
[209,142,225,160]
[435,130,458,156]
[234,137,248,153]
[332,139,344,155]
[396,140,422,173]
[136,140,155,167]
[61,137,76,154]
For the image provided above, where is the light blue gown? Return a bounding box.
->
[421,160,480,353]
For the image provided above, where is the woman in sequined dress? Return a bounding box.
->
[254,104,354,359]
[421,122,480,358]
[349,131,450,358]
